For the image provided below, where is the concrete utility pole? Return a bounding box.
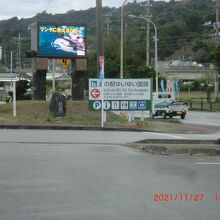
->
[213,0,220,100]
[129,15,159,92]
[120,0,128,79]
[140,0,152,67]
[15,33,22,78]
[96,0,104,77]
[104,12,112,37]
[4,48,7,65]
[10,51,13,86]
[213,0,220,35]
[18,33,21,75]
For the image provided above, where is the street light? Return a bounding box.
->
[128,14,159,93]
[120,0,128,79]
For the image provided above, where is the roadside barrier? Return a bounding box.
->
[187,98,213,111]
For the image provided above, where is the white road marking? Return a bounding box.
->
[206,123,220,127]
[195,162,220,165]
[143,132,186,139]
[183,122,220,127]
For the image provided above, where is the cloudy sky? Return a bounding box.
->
[0,0,170,21]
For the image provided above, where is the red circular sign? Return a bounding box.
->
[91,89,100,99]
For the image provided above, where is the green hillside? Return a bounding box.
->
[0,0,217,79]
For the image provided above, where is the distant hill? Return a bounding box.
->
[0,0,217,78]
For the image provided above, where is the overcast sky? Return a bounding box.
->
[0,0,170,21]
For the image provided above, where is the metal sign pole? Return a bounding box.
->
[99,56,105,128]
[13,81,16,117]
[101,81,104,127]
[10,51,13,87]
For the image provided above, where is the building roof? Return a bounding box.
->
[0,73,18,82]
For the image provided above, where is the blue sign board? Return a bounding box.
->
[38,24,86,58]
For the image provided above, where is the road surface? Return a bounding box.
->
[130,110,220,127]
[0,129,219,220]
[182,111,220,127]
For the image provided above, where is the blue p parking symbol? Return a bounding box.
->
[93,101,101,110]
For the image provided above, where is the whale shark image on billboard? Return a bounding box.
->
[34,23,86,58]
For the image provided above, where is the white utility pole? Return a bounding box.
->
[10,51,13,86]
[16,33,22,79]
[213,0,220,100]
[141,0,152,66]
[120,0,128,79]
[104,12,112,36]
[96,0,104,77]
[213,0,220,35]
[13,81,16,117]
[129,15,159,92]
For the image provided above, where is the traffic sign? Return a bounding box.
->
[99,56,105,81]
[59,59,70,67]
[88,79,152,111]
[93,101,101,110]
[138,101,147,110]
[99,56,104,65]
[90,89,101,99]
[103,101,111,110]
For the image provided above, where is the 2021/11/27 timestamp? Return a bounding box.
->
[153,193,220,202]
[215,194,220,201]
[153,193,204,202]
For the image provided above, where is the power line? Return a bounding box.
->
[45,0,52,12]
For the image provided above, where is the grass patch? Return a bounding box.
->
[0,99,219,133]
[0,101,131,127]
[0,100,180,129]
[178,91,220,111]
[213,101,220,109]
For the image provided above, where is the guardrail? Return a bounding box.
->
[0,95,11,104]
[186,98,213,111]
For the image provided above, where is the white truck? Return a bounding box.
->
[151,92,188,119]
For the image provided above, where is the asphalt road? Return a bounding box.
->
[127,110,220,127]
[182,111,220,127]
[0,130,219,220]
[0,129,219,144]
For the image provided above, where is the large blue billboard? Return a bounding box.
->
[38,24,86,58]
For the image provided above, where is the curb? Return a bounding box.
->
[126,141,220,156]
[1,124,219,156]
[135,139,219,145]
[0,124,147,132]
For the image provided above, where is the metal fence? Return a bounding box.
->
[187,98,213,111]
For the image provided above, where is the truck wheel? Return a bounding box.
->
[181,114,185,119]
[150,111,154,118]
[162,112,166,119]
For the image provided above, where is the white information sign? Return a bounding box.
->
[89,78,152,111]
[89,79,151,101]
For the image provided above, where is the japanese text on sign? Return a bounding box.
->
[89,79,151,101]
[40,27,81,34]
